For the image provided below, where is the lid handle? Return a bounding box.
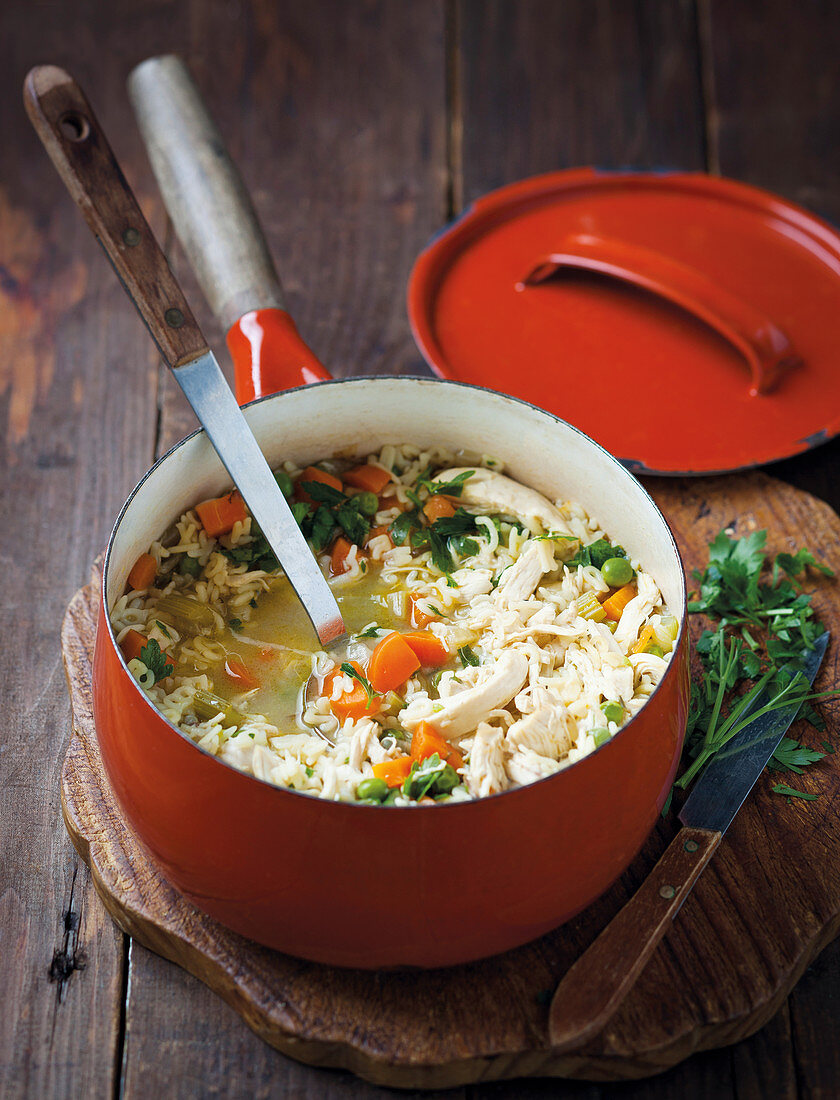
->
[517,234,801,397]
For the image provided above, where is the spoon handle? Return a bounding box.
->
[24,65,208,370]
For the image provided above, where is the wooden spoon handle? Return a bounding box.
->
[23,65,208,369]
[127,55,285,333]
[548,825,721,1052]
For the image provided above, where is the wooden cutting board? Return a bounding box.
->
[60,471,840,1089]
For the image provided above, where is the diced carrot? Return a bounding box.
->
[630,624,657,655]
[127,552,157,591]
[323,661,381,722]
[422,495,457,523]
[410,720,464,770]
[344,464,391,494]
[366,525,393,548]
[372,756,413,788]
[408,593,439,628]
[195,490,248,537]
[120,629,148,663]
[401,630,451,667]
[367,632,421,693]
[330,536,363,576]
[224,658,259,689]
[295,465,343,503]
[602,583,637,622]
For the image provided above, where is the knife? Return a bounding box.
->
[548,630,830,1052]
[24,65,346,648]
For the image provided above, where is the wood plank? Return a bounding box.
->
[456,0,707,210]
[700,0,840,513]
[119,1,451,1096]
[0,0,172,1095]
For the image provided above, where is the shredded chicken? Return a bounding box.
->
[468,722,508,797]
[436,467,578,544]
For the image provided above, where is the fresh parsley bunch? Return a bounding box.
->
[678,529,834,799]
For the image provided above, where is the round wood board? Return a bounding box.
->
[60,471,840,1090]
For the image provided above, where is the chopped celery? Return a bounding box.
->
[193,690,245,728]
[576,591,606,622]
[600,700,624,724]
[591,727,611,748]
[156,593,222,637]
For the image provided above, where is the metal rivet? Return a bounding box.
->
[659,884,676,900]
[684,839,699,853]
[122,227,141,247]
[164,308,185,329]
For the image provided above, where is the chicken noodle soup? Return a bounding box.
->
[110,445,679,804]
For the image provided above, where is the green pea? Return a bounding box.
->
[600,700,624,725]
[591,727,611,748]
[356,777,389,802]
[646,643,665,658]
[601,556,634,587]
[356,491,379,516]
[273,469,294,498]
[180,555,201,578]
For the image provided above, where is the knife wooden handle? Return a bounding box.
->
[127,55,285,333]
[548,825,721,1052]
[23,65,209,370]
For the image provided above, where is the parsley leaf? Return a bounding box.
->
[340,662,376,704]
[770,736,825,774]
[139,639,174,683]
[336,502,370,545]
[771,783,819,801]
[402,753,460,800]
[301,480,346,506]
[418,470,475,497]
[229,618,243,633]
[458,645,480,667]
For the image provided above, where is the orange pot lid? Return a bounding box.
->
[407,169,840,474]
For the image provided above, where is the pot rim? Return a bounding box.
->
[100,374,688,811]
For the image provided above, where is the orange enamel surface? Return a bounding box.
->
[226,307,332,403]
[408,169,840,474]
[93,592,689,969]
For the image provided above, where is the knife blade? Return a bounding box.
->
[679,630,829,833]
[549,630,830,1052]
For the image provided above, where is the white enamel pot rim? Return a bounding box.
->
[101,375,688,805]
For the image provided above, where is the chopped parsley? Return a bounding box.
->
[771,783,819,801]
[458,645,480,667]
[139,639,173,683]
[568,538,626,570]
[294,481,371,550]
[340,662,376,704]
[402,753,460,800]
[417,470,475,497]
[229,618,243,633]
[154,620,172,639]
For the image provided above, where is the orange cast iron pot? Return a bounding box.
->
[94,362,689,970]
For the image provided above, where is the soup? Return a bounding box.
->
[110,444,677,805]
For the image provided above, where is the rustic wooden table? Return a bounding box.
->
[3,2,840,1097]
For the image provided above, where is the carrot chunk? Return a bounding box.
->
[602,583,637,622]
[120,629,148,663]
[224,658,259,689]
[344,464,391,494]
[295,465,343,503]
[630,624,657,655]
[323,661,381,721]
[372,757,413,788]
[330,536,364,576]
[401,630,451,667]
[367,632,421,693]
[408,593,439,628]
[422,495,457,523]
[366,525,393,548]
[127,552,157,591]
[195,490,248,537]
[410,721,464,770]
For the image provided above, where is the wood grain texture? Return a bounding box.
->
[60,473,840,1090]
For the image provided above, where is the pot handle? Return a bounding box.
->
[127,55,331,402]
[518,234,801,397]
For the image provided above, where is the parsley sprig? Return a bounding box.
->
[340,662,376,704]
[139,639,174,683]
[678,529,835,797]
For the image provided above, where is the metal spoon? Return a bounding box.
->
[24,65,346,648]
